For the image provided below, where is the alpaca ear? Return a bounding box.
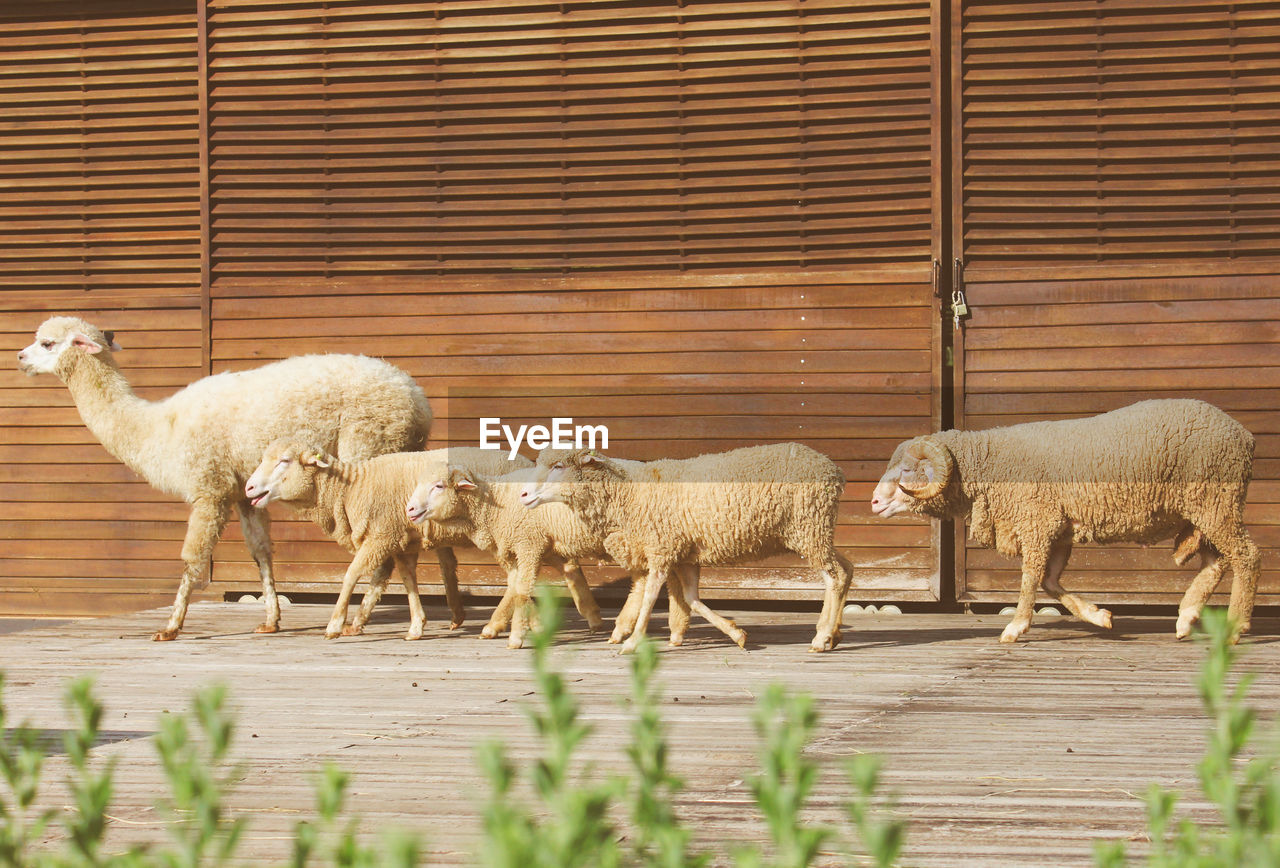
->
[70,333,105,354]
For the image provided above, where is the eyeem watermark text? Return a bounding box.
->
[479,417,609,460]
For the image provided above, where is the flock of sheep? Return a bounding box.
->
[17,315,1262,650]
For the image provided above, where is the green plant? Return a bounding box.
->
[476,587,621,868]
[1094,607,1280,867]
[0,672,57,866]
[623,635,706,868]
[735,685,832,868]
[844,754,906,868]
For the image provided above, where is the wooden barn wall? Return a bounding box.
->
[0,0,207,616]
[202,0,945,605]
[952,1,1280,605]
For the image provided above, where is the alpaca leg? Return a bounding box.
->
[236,503,280,634]
[559,560,605,632]
[326,548,388,639]
[435,546,465,629]
[668,566,694,646]
[620,565,668,655]
[679,565,746,649]
[1040,537,1112,630]
[811,551,856,652]
[155,500,230,641]
[1001,538,1050,643]
[1176,547,1223,639]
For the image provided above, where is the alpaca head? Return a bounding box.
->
[17,316,122,377]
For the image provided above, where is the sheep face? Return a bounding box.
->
[406,467,476,525]
[18,316,122,376]
[519,449,610,509]
[871,436,956,518]
[245,440,331,509]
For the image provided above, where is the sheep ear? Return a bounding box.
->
[580,451,599,465]
[455,474,477,490]
[69,332,105,354]
[897,437,954,501]
[302,450,331,468]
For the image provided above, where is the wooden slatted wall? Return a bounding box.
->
[204,0,945,605]
[953,0,1280,605]
[0,0,205,616]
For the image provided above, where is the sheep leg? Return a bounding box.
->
[678,563,747,649]
[326,548,389,639]
[613,569,692,646]
[1176,547,1223,640]
[154,500,230,641]
[559,560,605,632]
[236,502,280,634]
[506,554,542,650]
[346,565,392,636]
[1001,540,1050,643]
[619,565,668,655]
[1039,537,1112,630]
[482,574,517,639]
[667,567,694,646]
[1224,532,1261,640]
[395,549,427,640]
[610,573,644,644]
[811,551,856,653]
[434,546,465,629]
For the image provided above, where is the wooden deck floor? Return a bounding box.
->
[3,601,1278,866]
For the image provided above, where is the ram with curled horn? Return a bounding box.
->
[871,399,1260,645]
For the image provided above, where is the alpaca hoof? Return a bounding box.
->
[253,622,279,634]
[152,629,179,642]
[340,624,362,637]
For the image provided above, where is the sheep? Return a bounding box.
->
[518,443,854,653]
[870,399,1260,643]
[16,316,431,641]
[245,441,525,639]
[406,463,665,649]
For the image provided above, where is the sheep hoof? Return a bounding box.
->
[152,629,180,642]
[618,638,641,655]
[323,629,342,640]
[733,630,748,649]
[480,626,500,639]
[668,635,685,647]
[1095,608,1113,630]
[507,636,525,650]
[587,618,605,633]
[253,622,279,634]
[449,619,464,630]
[340,624,362,637]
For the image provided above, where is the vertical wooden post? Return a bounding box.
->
[197,0,212,378]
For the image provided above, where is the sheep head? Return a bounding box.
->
[406,465,477,525]
[18,316,122,377]
[871,436,956,518]
[519,448,617,509]
[245,439,333,509]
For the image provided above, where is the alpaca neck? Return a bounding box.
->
[61,352,167,480]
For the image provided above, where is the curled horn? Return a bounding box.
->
[896,437,954,501]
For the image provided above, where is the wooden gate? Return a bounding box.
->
[951,0,1280,605]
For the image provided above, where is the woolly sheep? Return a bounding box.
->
[407,466,691,650]
[870,399,1260,643]
[518,443,854,653]
[17,316,431,641]
[245,441,521,639]
[407,464,636,648]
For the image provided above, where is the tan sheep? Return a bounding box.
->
[519,443,853,653]
[406,465,631,648]
[17,316,431,640]
[245,442,519,639]
[871,399,1260,643]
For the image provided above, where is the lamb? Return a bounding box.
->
[406,464,645,648]
[518,443,854,653]
[245,441,525,639]
[16,316,431,640]
[870,399,1260,643]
